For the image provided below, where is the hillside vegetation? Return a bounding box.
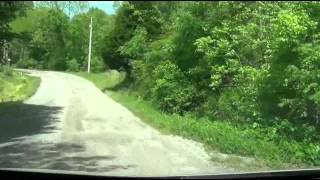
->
[0,67,40,103]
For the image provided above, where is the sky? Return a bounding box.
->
[33,1,120,17]
[88,1,118,14]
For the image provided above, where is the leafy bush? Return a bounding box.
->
[151,61,202,114]
[0,65,14,76]
[130,36,174,98]
[131,60,155,98]
[108,90,320,168]
[15,58,38,69]
[66,58,80,72]
[90,56,106,73]
[118,27,148,59]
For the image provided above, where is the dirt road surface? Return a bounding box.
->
[0,70,235,177]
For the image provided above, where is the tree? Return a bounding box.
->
[68,8,113,70]
[34,1,88,16]
[0,1,32,63]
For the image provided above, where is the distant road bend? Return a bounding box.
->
[0,70,234,176]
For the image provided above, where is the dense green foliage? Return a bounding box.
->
[78,71,320,168]
[8,2,113,72]
[0,2,40,103]
[0,67,40,102]
[104,1,320,166]
[0,1,32,63]
[107,90,320,169]
[0,1,31,41]
[106,0,320,135]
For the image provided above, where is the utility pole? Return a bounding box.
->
[1,40,8,65]
[87,16,92,73]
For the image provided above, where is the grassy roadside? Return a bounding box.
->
[0,70,40,103]
[74,71,316,171]
[71,71,126,90]
[105,91,285,170]
[105,90,268,170]
[106,91,320,170]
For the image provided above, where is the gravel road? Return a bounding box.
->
[0,70,235,177]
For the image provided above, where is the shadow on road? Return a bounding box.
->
[0,102,63,143]
[0,102,137,173]
[0,141,127,172]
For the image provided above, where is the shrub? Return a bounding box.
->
[66,58,80,72]
[90,56,106,73]
[151,61,202,114]
[15,58,38,69]
[118,27,148,59]
[131,60,155,98]
[0,65,14,76]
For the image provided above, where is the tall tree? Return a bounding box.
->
[0,1,31,63]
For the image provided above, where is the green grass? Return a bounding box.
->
[105,90,318,170]
[71,70,126,91]
[75,71,318,170]
[0,70,40,103]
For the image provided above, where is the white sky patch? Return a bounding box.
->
[88,1,121,15]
